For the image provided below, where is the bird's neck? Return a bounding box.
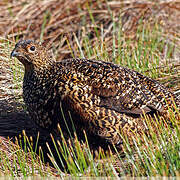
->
[24,61,55,85]
[25,58,54,75]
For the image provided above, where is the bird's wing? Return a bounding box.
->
[71,59,173,115]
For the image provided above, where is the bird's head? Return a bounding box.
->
[10,40,54,72]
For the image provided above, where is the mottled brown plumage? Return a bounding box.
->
[10,40,180,149]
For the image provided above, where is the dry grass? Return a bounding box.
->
[0,0,179,57]
[0,136,61,177]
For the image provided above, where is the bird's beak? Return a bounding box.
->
[10,49,19,58]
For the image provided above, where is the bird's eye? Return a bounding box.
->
[29,46,35,52]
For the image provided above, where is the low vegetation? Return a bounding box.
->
[0,0,179,178]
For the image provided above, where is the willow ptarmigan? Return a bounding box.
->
[10,40,180,149]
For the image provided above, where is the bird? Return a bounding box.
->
[10,39,180,150]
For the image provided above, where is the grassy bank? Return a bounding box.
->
[0,0,179,178]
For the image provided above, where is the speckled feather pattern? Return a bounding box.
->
[11,40,180,148]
